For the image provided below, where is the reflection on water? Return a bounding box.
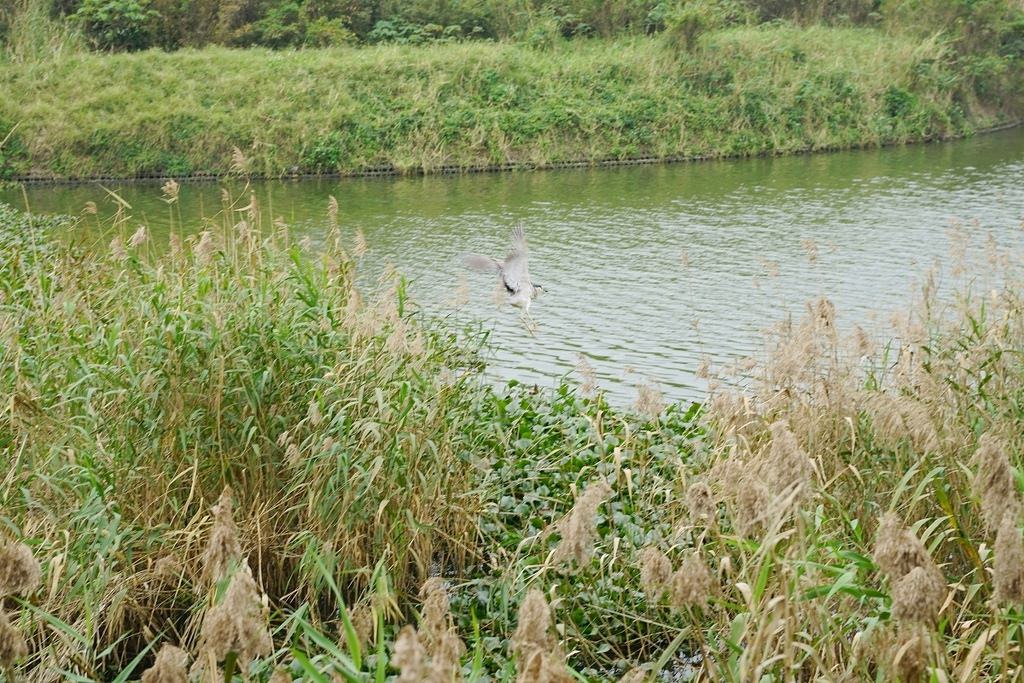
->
[5,128,1024,405]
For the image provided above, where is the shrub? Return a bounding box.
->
[366,17,430,44]
[884,85,916,118]
[247,1,305,47]
[662,0,751,51]
[746,0,880,24]
[305,15,356,45]
[71,0,158,50]
[147,0,222,49]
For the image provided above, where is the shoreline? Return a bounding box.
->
[8,118,1021,187]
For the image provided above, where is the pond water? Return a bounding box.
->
[4,128,1024,405]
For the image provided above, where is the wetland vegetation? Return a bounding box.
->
[2,194,1024,680]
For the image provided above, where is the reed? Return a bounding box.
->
[0,196,488,679]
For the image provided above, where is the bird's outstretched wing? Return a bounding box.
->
[501,225,531,294]
[463,254,501,272]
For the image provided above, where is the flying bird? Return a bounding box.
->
[464,225,545,324]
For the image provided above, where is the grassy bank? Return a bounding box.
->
[1,23,1021,181]
[2,197,1024,681]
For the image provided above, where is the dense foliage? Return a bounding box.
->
[0,0,1022,53]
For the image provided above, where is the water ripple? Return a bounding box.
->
[4,130,1024,406]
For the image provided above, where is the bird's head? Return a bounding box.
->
[533,284,547,298]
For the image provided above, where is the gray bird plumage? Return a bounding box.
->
[464,225,544,314]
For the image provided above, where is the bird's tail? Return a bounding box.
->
[463,254,501,272]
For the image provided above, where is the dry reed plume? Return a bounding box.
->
[353,229,368,258]
[550,479,613,568]
[109,234,127,260]
[686,481,716,526]
[0,542,40,597]
[993,511,1024,604]
[128,224,148,249]
[193,230,216,264]
[0,610,27,672]
[510,590,572,683]
[872,513,946,678]
[669,552,714,609]
[202,486,241,585]
[418,578,466,682]
[639,547,672,602]
[873,514,938,584]
[393,626,428,682]
[575,353,598,397]
[972,434,1021,534]
[891,623,932,682]
[140,644,189,683]
[161,179,180,204]
[865,393,941,455]
[730,475,771,536]
[763,420,815,500]
[194,564,273,677]
[0,541,38,677]
[633,381,665,418]
[350,605,374,653]
[891,565,944,624]
[389,579,467,682]
[327,195,339,229]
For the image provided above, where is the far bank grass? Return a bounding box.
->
[0,25,1019,180]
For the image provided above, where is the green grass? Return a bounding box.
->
[3,197,1024,681]
[1,25,1019,181]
